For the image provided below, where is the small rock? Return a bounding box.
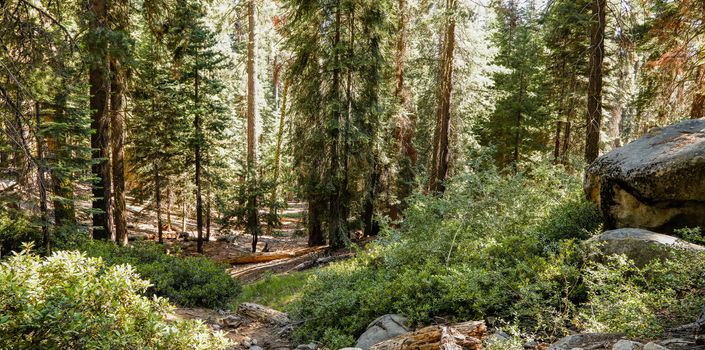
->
[524,339,539,349]
[211,323,221,331]
[220,315,243,328]
[486,330,511,345]
[612,340,642,350]
[355,314,409,350]
[549,334,620,350]
[295,344,317,350]
[643,343,668,350]
[243,338,252,348]
[249,346,263,350]
[339,348,363,350]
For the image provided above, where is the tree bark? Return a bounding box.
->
[585,0,606,163]
[247,0,260,252]
[553,121,562,164]
[35,103,49,253]
[328,1,347,249]
[270,80,288,209]
[369,321,486,350]
[392,0,416,218]
[110,57,128,246]
[307,199,325,247]
[88,0,113,240]
[155,164,163,243]
[194,58,204,253]
[429,0,456,194]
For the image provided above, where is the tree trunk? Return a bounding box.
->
[88,0,113,240]
[46,97,76,228]
[181,198,187,234]
[110,57,128,246]
[429,0,456,194]
[328,2,347,249]
[247,0,260,252]
[341,4,354,235]
[194,60,204,253]
[35,103,49,253]
[307,199,325,247]
[270,80,288,209]
[562,121,572,164]
[585,0,606,163]
[363,160,380,236]
[206,182,211,241]
[155,164,163,244]
[553,121,563,164]
[392,0,416,219]
[166,185,173,231]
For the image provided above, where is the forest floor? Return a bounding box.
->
[122,198,363,349]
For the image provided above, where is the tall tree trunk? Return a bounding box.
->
[47,96,76,228]
[194,59,204,253]
[363,160,380,236]
[181,197,187,234]
[270,79,288,206]
[88,0,113,240]
[341,4,354,236]
[247,0,260,252]
[392,0,416,219]
[110,58,128,246]
[328,1,347,249]
[166,185,172,231]
[429,0,457,194]
[206,182,211,241]
[553,121,563,164]
[155,164,163,244]
[307,199,325,247]
[35,103,49,253]
[562,121,572,164]
[585,0,606,163]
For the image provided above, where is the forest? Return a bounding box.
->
[1,0,705,349]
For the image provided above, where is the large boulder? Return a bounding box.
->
[355,314,409,350]
[585,119,705,232]
[588,228,705,265]
[548,333,620,350]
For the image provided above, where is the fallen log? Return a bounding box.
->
[369,321,486,350]
[237,302,291,326]
[230,250,326,281]
[228,246,327,265]
[290,253,354,271]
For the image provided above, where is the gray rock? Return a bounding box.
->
[338,348,363,350]
[295,344,318,350]
[549,334,621,350]
[612,340,642,350]
[525,339,539,349]
[249,346,263,350]
[588,228,705,265]
[585,119,705,232]
[643,342,668,350]
[486,330,511,345]
[355,314,409,350]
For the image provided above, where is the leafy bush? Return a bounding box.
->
[79,241,241,308]
[581,252,705,338]
[290,161,603,346]
[0,245,230,349]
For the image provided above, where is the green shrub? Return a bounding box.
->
[79,241,241,308]
[0,245,230,349]
[581,252,705,338]
[290,162,603,347]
